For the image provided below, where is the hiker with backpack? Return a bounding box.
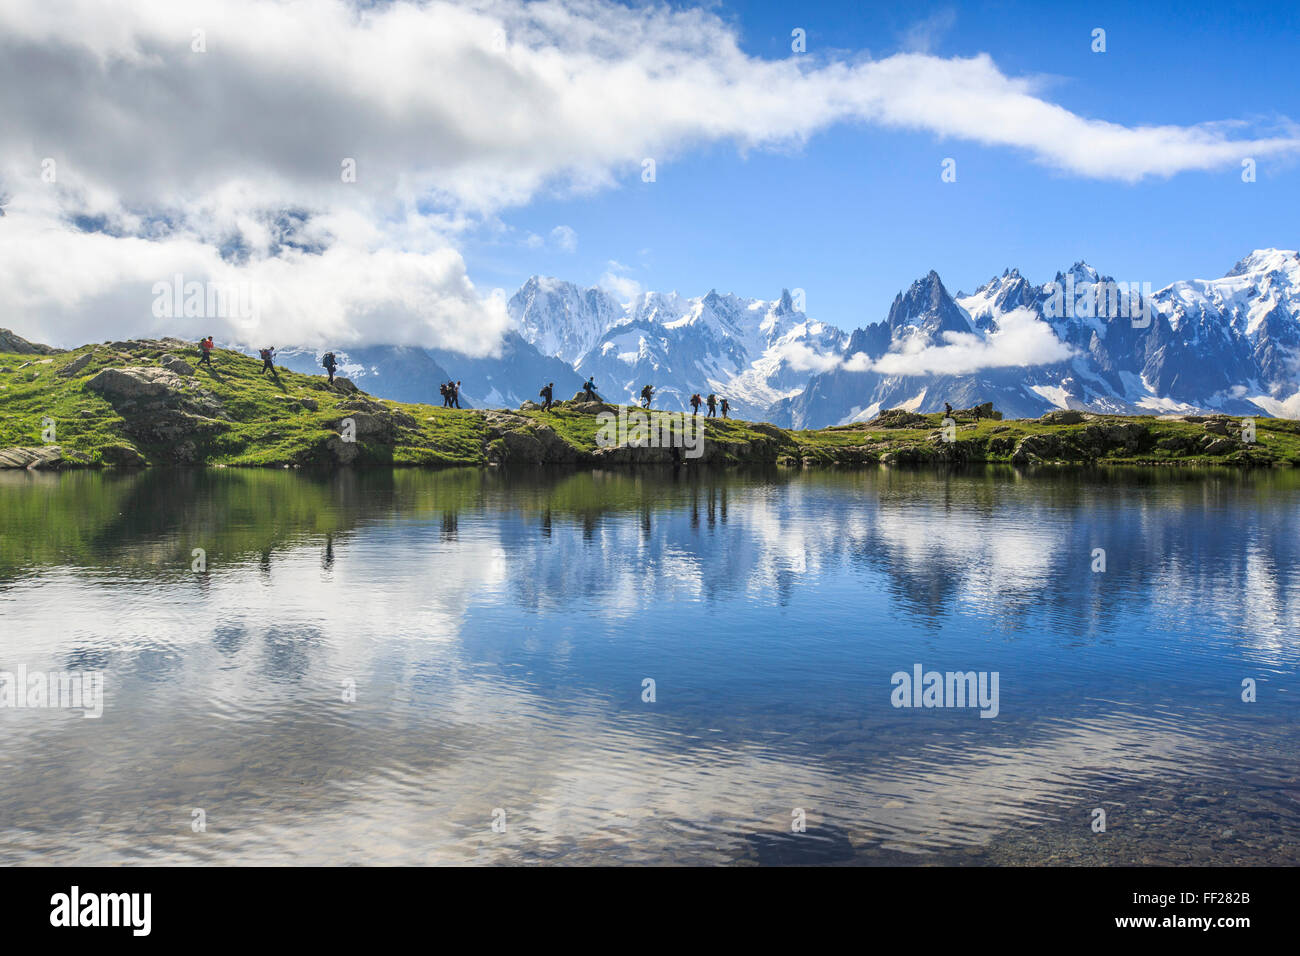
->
[539,382,555,411]
[583,376,598,401]
[452,380,462,408]
[439,382,450,407]
[640,384,654,409]
[259,346,276,375]
[706,393,717,418]
[198,335,214,367]
[689,393,702,415]
[322,351,337,384]
[720,397,730,419]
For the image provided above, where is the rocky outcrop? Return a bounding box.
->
[481,411,583,465]
[0,446,90,469]
[159,354,195,376]
[1039,409,1085,425]
[57,352,95,378]
[1012,421,1152,464]
[86,366,229,462]
[1011,433,1068,465]
[99,445,148,467]
[1079,422,1148,454]
[867,409,931,428]
[89,366,196,400]
[0,329,62,355]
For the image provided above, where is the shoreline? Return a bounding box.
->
[3,337,1298,472]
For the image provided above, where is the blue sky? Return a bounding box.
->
[475,0,1300,329]
[3,0,1297,351]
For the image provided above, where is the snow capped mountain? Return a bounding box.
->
[509,276,626,365]
[270,250,1300,427]
[430,331,584,409]
[269,344,457,406]
[511,279,847,416]
[774,249,1300,427]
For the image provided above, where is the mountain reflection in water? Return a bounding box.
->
[1,466,1297,865]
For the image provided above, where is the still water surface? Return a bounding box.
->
[1,466,1297,864]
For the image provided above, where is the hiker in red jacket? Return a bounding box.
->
[259,346,276,375]
[198,336,214,366]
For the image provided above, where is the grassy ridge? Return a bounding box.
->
[1,338,1298,468]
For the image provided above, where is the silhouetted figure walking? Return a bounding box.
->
[259,346,276,375]
[539,382,554,410]
[322,351,337,384]
[721,397,730,418]
[451,380,462,408]
[706,393,717,417]
[690,393,702,414]
[640,384,654,408]
[944,401,953,419]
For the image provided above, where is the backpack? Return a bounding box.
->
[323,352,335,367]
[539,387,547,397]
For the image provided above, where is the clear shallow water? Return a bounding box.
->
[0,466,1297,865]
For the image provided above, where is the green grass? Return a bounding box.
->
[2,339,1297,468]
[0,341,489,467]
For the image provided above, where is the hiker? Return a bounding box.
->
[706,393,717,417]
[640,384,654,409]
[972,404,981,423]
[689,393,702,415]
[720,398,730,419]
[322,351,337,385]
[451,380,462,408]
[439,382,450,407]
[198,335,214,366]
[539,382,554,411]
[583,376,598,401]
[944,401,953,419]
[259,346,276,374]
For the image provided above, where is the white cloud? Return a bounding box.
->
[598,260,641,302]
[550,225,578,253]
[775,339,845,374]
[844,307,1074,376]
[900,8,957,54]
[0,0,1295,348]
